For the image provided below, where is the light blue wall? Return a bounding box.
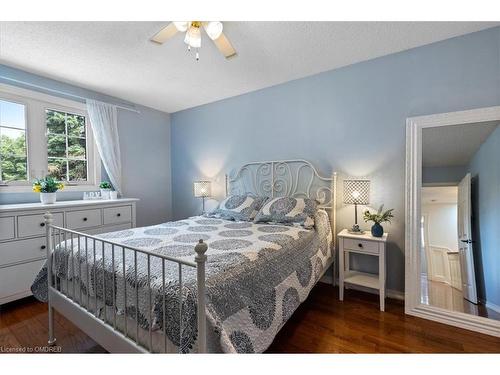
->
[171,27,500,293]
[422,166,466,185]
[0,65,172,227]
[469,125,500,307]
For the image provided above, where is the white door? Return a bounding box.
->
[457,173,478,304]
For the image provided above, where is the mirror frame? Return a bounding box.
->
[405,105,500,337]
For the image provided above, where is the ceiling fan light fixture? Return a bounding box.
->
[150,21,236,61]
[205,21,223,40]
[184,25,201,48]
[173,21,189,32]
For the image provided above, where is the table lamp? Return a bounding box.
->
[193,180,211,214]
[343,179,370,234]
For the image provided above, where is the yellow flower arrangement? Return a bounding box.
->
[32,177,64,193]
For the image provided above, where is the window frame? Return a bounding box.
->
[0,94,30,186]
[0,84,101,193]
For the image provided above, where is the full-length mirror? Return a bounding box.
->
[406,106,500,338]
[421,122,500,321]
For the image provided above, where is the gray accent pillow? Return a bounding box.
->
[254,197,318,229]
[209,194,268,221]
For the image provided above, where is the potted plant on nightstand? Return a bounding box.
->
[99,181,113,200]
[363,205,394,237]
[33,177,64,204]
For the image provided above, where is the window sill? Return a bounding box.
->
[0,184,101,194]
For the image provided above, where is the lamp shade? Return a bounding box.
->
[193,181,211,198]
[184,25,201,48]
[343,179,370,205]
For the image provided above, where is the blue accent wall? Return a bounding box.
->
[469,125,500,307]
[171,27,500,293]
[0,65,172,227]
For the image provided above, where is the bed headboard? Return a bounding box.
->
[225,159,337,242]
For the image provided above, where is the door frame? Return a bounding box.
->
[405,105,500,337]
[457,173,478,303]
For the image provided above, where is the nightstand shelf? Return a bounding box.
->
[338,229,389,311]
[344,271,380,289]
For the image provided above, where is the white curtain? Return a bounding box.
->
[86,99,122,195]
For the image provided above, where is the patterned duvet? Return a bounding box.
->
[31,210,333,353]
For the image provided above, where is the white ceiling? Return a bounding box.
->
[0,22,498,113]
[422,121,499,167]
[422,186,458,205]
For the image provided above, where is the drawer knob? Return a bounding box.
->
[358,243,363,248]
[83,217,88,221]
[117,213,121,217]
[41,245,46,250]
[40,222,45,227]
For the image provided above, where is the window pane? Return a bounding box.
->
[67,114,85,137]
[68,160,87,181]
[0,100,25,129]
[48,158,67,180]
[1,155,27,181]
[0,128,26,156]
[47,134,66,158]
[46,110,66,134]
[68,137,86,159]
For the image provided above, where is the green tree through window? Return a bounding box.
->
[46,109,88,181]
[0,99,28,182]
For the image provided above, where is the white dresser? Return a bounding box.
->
[0,198,138,304]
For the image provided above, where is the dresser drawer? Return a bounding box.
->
[0,217,15,241]
[66,208,102,229]
[343,238,380,255]
[0,259,46,304]
[103,205,132,225]
[17,212,64,238]
[0,237,47,266]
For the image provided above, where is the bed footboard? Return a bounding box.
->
[43,212,208,353]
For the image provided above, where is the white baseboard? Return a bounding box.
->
[319,275,405,301]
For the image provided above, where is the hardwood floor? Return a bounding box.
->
[420,277,500,321]
[1,283,500,353]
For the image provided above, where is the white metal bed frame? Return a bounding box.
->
[43,159,336,353]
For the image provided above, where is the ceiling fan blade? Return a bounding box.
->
[212,32,237,59]
[150,23,178,44]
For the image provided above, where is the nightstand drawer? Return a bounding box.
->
[343,238,379,254]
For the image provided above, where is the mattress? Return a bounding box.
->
[31,210,333,353]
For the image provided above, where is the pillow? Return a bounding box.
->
[254,196,318,229]
[209,194,268,221]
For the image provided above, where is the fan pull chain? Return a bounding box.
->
[196,50,199,61]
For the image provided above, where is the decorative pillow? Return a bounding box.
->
[209,194,268,221]
[253,197,318,229]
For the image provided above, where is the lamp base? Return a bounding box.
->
[348,224,365,235]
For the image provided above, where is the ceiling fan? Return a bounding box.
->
[150,21,237,61]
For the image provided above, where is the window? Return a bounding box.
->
[46,109,88,182]
[0,99,28,182]
[0,84,100,191]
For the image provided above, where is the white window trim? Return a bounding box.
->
[0,83,101,193]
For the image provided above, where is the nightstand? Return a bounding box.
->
[338,229,388,311]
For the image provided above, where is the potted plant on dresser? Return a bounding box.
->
[32,176,64,204]
[99,181,113,199]
[363,205,394,237]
